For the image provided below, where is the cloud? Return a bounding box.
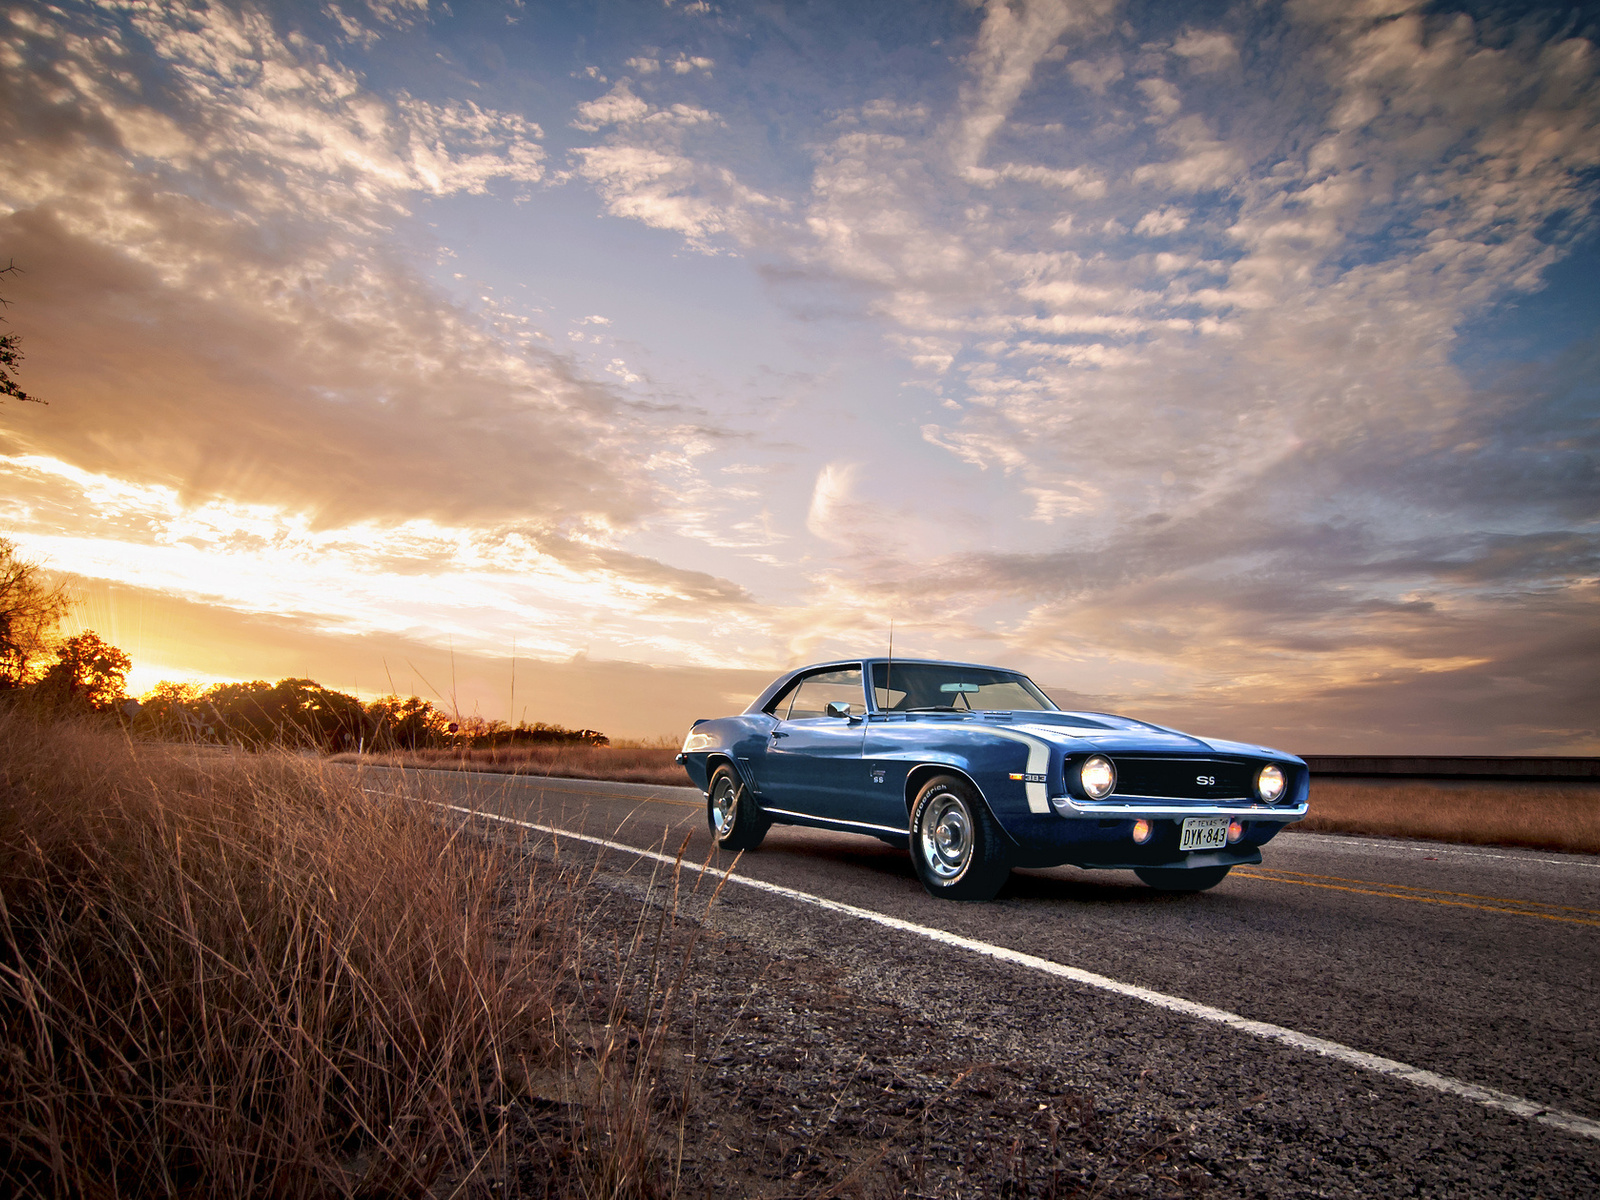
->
[61,576,774,739]
[1067,54,1123,95]
[952,0,1119,175]
[1133,206,1189,236]
[565,74,785,249]
[0,2,663,532]
[805,461,864,543]
[573,82,653,130]
[0,0,783,678]
[572,144,779,246]
[1171,30,1238,74]
[552,0,1600,747]
[0,450,760,666]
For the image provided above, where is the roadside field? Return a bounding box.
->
[1288,777,1600,855]
[0,712,671,1197]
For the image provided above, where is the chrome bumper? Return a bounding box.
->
[1052,795,1309,820]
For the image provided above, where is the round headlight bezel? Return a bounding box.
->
[1256,763,1286,803]
[1080,754,1117,800]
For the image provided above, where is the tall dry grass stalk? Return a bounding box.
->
[0,706,571,1197]
[556,837,736,1200]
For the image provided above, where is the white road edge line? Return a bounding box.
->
[416,797,1600,1144]
[1280,831,1600,870]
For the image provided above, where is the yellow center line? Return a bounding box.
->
[1232,872,1600,929]
[1245,867,1600,917]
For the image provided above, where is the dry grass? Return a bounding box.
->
[0,706,704,1198]
[336,744,689,787]
[1291,778,1600,855]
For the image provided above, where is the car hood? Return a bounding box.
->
[981,711,1296,760]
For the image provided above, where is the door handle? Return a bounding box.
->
[770,730,789,739]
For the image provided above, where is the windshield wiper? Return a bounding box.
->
[901,705,963,712]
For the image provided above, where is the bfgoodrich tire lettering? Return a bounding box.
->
[909,774,1010,901]
[1135,865,1231,892]
[707,764,769,852]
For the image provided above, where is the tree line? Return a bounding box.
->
[0,539,607,751]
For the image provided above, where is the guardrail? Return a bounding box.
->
[1302,756,1600,782]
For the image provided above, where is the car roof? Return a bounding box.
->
[745,657,1033,714]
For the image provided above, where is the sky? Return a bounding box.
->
[1,0,1596,751]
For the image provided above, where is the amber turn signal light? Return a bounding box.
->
[1131,819,1153,844]
[1227,819,1244,844]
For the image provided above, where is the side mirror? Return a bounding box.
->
[825,701,853,719]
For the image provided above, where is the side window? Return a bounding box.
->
[773,667,864,720]
[873,684,907,710]
[764,678,803,719]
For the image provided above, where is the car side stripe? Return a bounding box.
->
[984,728,1052,813]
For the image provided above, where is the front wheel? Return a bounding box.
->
[707,764,769,851]
[909,775,1010,901]
[1135,865,1231,892]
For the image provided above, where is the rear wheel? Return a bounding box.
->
[1135,865,1231,892]
[707,764,769,852]
[909,775,1010,901]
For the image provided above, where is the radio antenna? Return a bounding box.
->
[885,618,894,712]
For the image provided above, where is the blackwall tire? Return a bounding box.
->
[707,764,769,852]
[909,774,1010,901]
[1134,865,1231,892]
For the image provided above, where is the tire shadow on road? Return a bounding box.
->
[1005,868,1217,906]
[741,831,1242,909]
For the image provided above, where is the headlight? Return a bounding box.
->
[1080,755,1117,800]
[1257,764,1286,803]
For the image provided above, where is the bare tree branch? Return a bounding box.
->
[0,261,43,405]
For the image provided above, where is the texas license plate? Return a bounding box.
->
[1179,816,1229,851]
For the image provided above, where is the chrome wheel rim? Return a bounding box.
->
[710,776,738,837]
[918,792,972,881]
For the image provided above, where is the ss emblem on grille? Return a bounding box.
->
[1196,775,1215,786]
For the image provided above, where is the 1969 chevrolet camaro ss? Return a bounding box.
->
[676,658,1309,900]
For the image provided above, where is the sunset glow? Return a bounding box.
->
[2,0,1596,747]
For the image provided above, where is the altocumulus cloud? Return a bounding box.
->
[567,0,1600,749]
[0,0,758,669]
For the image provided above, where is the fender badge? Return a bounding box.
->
[1010,772,1047,783]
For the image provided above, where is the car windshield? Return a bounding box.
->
[869,663,1058,713]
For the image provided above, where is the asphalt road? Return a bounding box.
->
[365,766,1600,1194]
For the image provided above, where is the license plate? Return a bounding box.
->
[1179,816,1229,851]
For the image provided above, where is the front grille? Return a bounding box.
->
[1108,757,1256,801]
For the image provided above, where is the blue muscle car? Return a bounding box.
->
[676,658,1309,900]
